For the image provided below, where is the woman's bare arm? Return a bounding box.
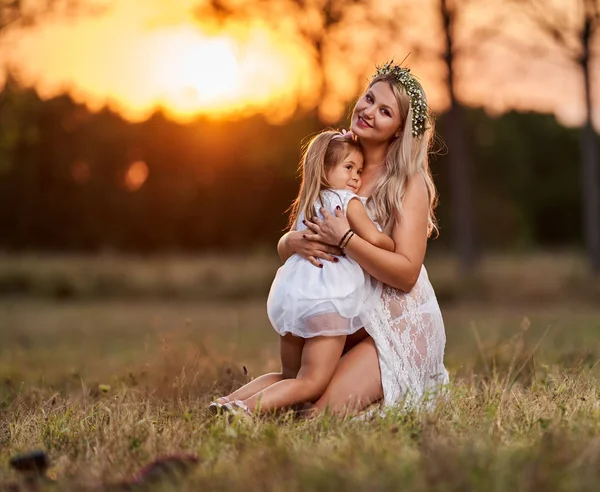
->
[277,230,342,267]
[346,199,395,252]
[305,174,429,292]
[277,231,297,262]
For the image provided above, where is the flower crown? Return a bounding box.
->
[372,61,428,137]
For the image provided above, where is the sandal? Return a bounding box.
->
[208,397,231,416]
[232,400,252,417]
[221,400,254,422]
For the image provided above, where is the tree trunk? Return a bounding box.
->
[441,0,477,271]
[580,18,600,274]
[447,103,477,269]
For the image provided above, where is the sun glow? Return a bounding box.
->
[1,1,320,123]
[3,0,596,127]
[150,29,241,114]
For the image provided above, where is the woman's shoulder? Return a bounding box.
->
[401,174,429,208]
[385,173,430,227]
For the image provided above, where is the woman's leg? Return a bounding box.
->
[343,328,368,354]
[217,334,304,403]
[241,336,346,413]
[312,336,383,416]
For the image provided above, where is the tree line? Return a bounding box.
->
[0,0,598,274]
[0,83,590,255]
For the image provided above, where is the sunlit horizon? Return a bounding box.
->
[1,0,322,123]
[0,0,598,128]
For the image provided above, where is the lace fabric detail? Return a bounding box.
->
[362,265,449,408]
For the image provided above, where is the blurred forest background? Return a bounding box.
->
[0,0,597,273]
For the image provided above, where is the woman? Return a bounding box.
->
[282,62,448,413]
[213,61,448,416]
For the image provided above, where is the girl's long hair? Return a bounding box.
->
[367,73,439,237]
[288,131,362,230]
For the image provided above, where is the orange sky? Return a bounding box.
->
[1,0,599,128]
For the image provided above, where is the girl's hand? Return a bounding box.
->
[338,129,357,141]
[286,230,341,267]
[304,208,350,247]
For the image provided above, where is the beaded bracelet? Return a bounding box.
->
[337,229,353,248]
[341,231,355,250]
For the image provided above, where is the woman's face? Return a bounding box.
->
[351,81,402,143]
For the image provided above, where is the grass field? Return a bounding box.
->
[2,254,600,490]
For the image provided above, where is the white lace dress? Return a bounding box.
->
[362,266,449,408]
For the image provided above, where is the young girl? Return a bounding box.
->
[210,130,394,417]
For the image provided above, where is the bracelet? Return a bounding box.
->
[341,231,355,250]
[337,229,353,248]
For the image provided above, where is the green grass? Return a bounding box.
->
[2,254,600,490]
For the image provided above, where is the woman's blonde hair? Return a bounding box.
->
[288,131,362,230]
[367,73,439,237]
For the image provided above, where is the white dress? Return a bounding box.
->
[267,189,382,338]
[362,267,449,408]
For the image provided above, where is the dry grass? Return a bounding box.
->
[1,254,600,490]
[4,371,600,491]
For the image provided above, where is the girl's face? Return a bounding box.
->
[351,81,402,143]
[326,149,363,193]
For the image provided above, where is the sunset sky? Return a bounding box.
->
[1,0,598,128]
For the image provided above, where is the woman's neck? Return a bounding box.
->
[361,140,387,171]
[358,140,387,196]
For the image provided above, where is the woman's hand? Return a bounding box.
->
[283,229,342,268]
[304,208,350,248]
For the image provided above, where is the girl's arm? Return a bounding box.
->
[277,230,342,267]
[346,198,395,252]
[305,174,429,292]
